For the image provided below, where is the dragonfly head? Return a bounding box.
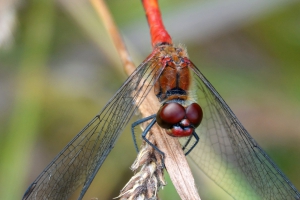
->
[156,102,203,137]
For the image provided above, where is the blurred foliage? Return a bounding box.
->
[248,3,300,100]
[0,0,299,200]
[0,0,55,200]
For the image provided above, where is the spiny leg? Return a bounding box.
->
[182,134,194,152]
[184,131,199,156]
[141,118,165,166]
[131,114,156,152]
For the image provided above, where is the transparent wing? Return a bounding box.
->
[188,63,300,200]
[22,55,163,200]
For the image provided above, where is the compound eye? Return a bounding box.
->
[186,103,203,127]
[156,103,185,129]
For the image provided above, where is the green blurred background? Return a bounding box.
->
[0,0,299,199]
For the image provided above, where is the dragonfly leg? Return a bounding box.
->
[141,117,165,166]
[182,134,193,152]
[184,131,199,156]
[131,114,156,152]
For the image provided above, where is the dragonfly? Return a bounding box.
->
[23,0,300,199]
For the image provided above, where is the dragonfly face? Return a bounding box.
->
[156,102,203,137]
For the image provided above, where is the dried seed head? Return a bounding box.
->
[115,136,166,200]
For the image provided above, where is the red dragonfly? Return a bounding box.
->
[23,0,300,199]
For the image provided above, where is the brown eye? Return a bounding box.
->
[156,103,185,129]
[186,103,203,127]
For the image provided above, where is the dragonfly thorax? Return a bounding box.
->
[153,45,191,103]
[156,102,203,137]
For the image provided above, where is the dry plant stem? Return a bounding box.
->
[90,0,201,199]
[89,0,135,75]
